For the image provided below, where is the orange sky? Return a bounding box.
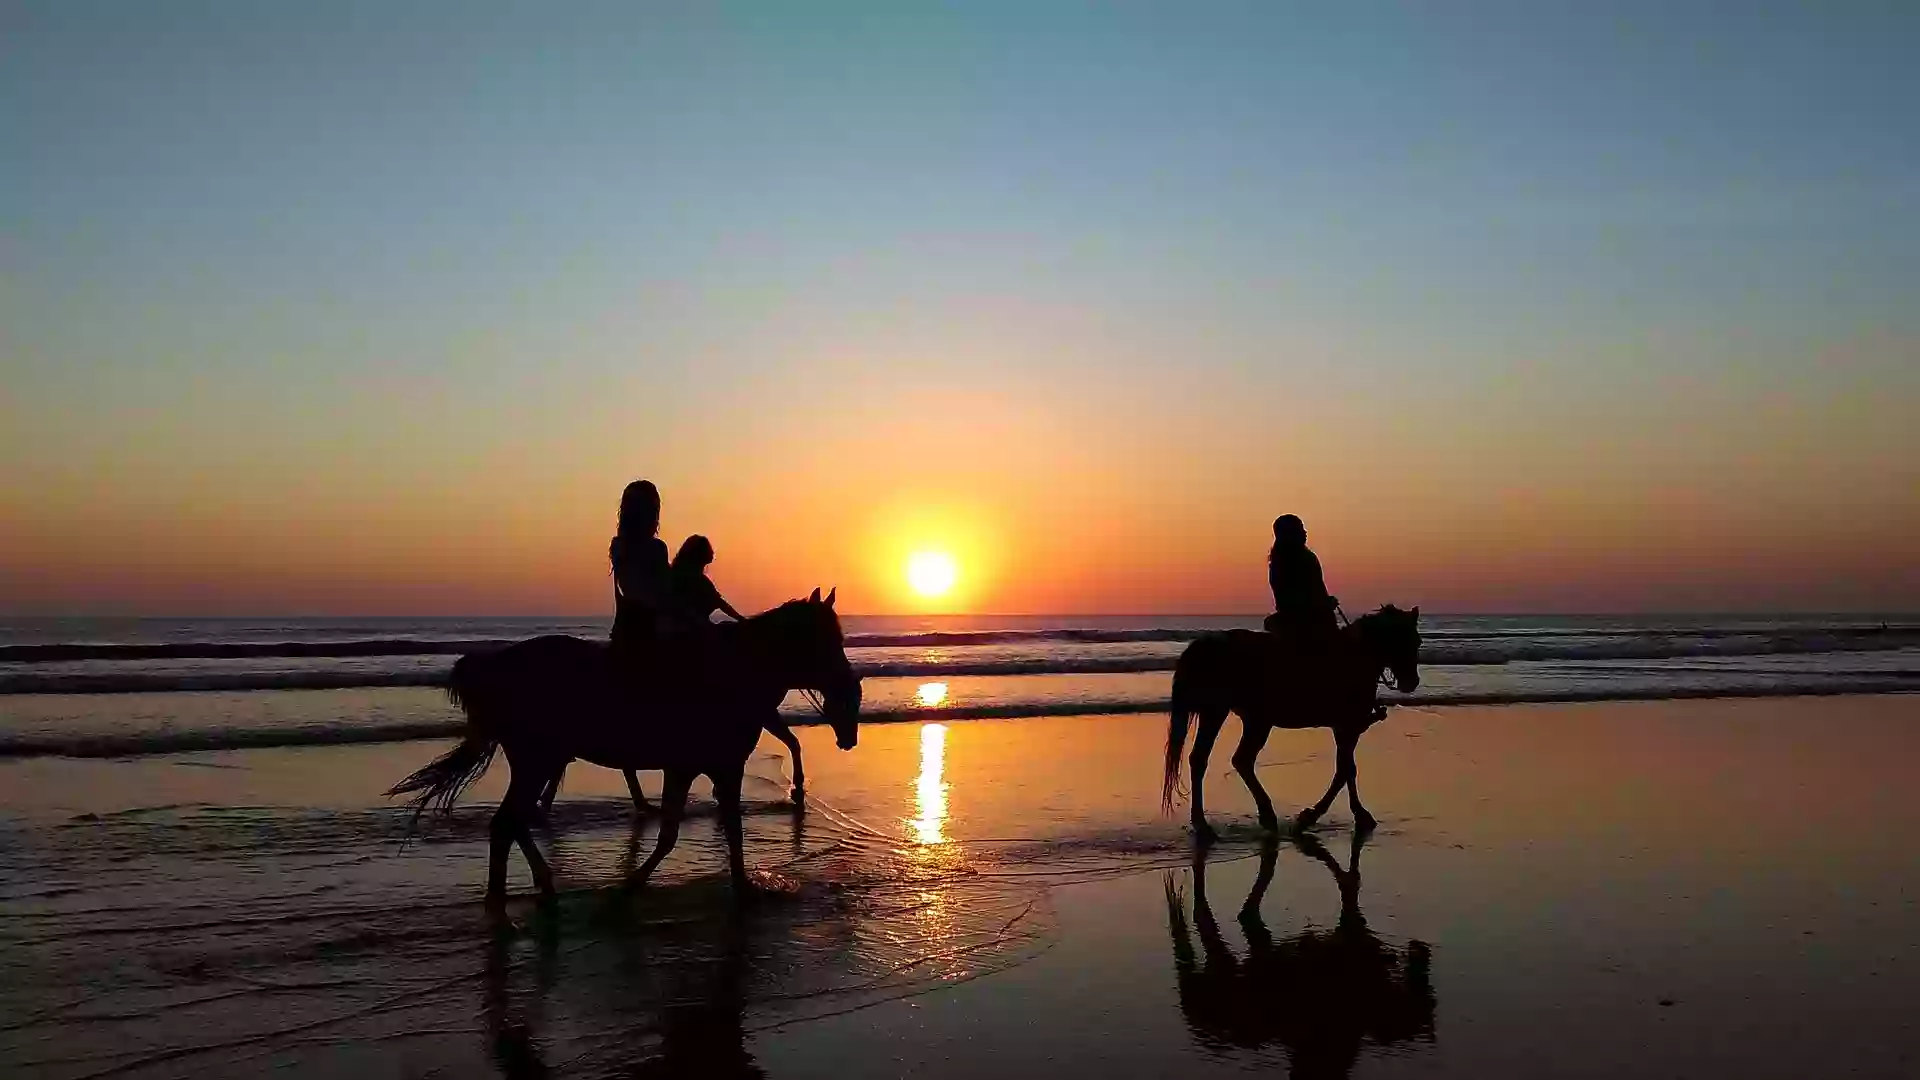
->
[4,7,1917,616]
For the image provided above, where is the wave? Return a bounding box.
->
[6,623,1914,665]
[4,678,1914,759]
[0,629,1205,662]
[0,639,522,662]
[6,634,1919,695]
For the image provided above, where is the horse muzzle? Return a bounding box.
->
[1394,671,1421,693]
[829,677,862,750]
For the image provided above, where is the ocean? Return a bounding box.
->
[3,616,1918,1076]
[2,612,1916,757]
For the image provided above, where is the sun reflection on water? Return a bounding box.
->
[909,723,949,845]
[915,682,949,708]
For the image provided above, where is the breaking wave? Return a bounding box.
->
[3,678,1913,758]
[5,627,1917,695]
[6,622,1911,664]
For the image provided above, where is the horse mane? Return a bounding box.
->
[739,596,843,645]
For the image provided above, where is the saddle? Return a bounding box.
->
[605,624,729,709]
[1253,620,1381,722]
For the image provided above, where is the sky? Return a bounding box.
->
[3,1,1916,616]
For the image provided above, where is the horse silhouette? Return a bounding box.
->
[1163,605,1421,839]
[1166,832,1435,1078]
[390,589,861,907]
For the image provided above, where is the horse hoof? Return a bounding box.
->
[484,891,509,915]
[1294,810,1323,831]
[788,787,807,806]
[1193,822,1220,845]
[1259,817,1283,836]
[1354,811,1378,833]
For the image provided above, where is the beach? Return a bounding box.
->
[4,694,1917,1078]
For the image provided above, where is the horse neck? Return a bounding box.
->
[732,606,813,690]
[1342,615,1386,674]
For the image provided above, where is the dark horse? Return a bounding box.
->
[1162,606,1421,840]
[390,588,861,906]
[1166,832,1435,1077]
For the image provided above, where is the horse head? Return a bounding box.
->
[768,587,862,750]
[1357,604,1422,693]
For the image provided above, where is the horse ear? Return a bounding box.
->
[810,587,822,603]
[825,586,837,608]
[1411,606,1420,620]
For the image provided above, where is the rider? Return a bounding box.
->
[609,480,672,657]
[1264,514,1339,645]
[668,534,745,631]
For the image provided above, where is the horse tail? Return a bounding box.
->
[388,653,500,835]
[445,651,484,710]
[1162,643,1200,812]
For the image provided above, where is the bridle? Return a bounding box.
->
[1339,601,1407,693]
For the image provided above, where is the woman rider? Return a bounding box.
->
[1264,514,1338,644]
[609,480,672,658]
[668,535,746,630]
[539,480,672,817]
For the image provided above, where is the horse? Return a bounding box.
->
[1165,832,1435,1074]
[389,588,861,907]
[534,713,811,818]
[1162,605,1421,841]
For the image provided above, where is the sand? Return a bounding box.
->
[2,695,1916,1077]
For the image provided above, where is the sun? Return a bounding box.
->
[906,551,958,598]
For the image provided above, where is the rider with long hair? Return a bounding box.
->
[1265,514,1338,641]
[669,534,745,629]
[610,480,672,651]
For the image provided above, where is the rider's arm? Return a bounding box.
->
[716,595,745,622]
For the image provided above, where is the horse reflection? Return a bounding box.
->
[1166,832,1435,1078]
[483,917,763,1080]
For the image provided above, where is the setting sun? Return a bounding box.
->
[906,551,959,598]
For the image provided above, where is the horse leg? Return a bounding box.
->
[712,766,752,893]
[513,769,558,901]
[1230,718,1281,835]
[536,763,565,817]
[1341,732,1377,832]
[489,762,549,907]
[1296,728,1358,830]
[1188,709,1228,843]
[623,770,653,814]
[766,717,805,804]
[625,769,693,891]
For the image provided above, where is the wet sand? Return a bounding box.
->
[3,695,1917,1077]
